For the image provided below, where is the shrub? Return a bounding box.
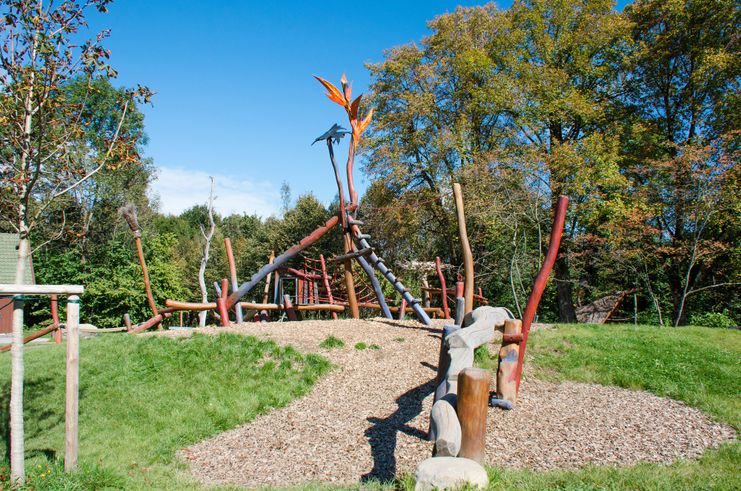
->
[689,311,737,329]
[319,335,345,349]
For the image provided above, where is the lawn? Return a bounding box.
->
[0,324,738,490]
[0,333,330,489]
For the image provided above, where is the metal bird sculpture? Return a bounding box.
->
[312,123,349,145]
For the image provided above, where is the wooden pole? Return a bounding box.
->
[497,319,522,403]
[224,238,243,323]
[457,367,491,464]
[135,236,159,318]
[0,323,59,352]
[217,278,230,327]
[398,298,407,320]
[435,256,451,319]
[343,233,360,318]
[263,251,275,304]
[10,295,25,484]
[283,294,298,321]
[515,195,568,393]
[52,294,62,343]
[452,183,474,314]
[319,254,338,320]
[64,295,80,472]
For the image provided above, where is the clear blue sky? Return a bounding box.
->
[92,0,628,217]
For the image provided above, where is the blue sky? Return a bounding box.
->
[93,1,627,217]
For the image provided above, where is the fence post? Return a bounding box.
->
[65,295,80,472]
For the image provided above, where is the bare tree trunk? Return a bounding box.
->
[198,177,216,327]
[554,255,577,323]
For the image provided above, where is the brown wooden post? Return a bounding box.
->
[421,277,431,308]
[319,254,338,320]
[398,297,407,320]
[452,183,474,314]
[343,234,360,318]
[497,319,522,403]
[51,294,62,343]
[64,295,80,472]
[457,367,491,463]
[224,238,243,323]
[217,278,230,327]
[262,251,275,304]
[283,294,297,321]
[297,278,304,306]
[435,256,451,319]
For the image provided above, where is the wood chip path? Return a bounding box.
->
[158,319,735,488]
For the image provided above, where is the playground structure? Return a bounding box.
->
[122,75,491,332]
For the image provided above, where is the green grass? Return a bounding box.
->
[354,342,367,350]
[0,333,330,490]
[476,323,740,490]
[527,324,741,430]
[319,335,345,349]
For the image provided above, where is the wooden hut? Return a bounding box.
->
[0,234,35,333]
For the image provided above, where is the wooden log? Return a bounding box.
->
[342,233,360,318]
[0,323,59,352]
[283,294,298,321]
[319,254,338,320]
[435,257,451,319]
[497,319,522,404]
[447,306,513,351]
[421,287,488,303]
[454,297,465,326]
[52,294,62,343]
[332,247,373,263]
[297,277,304,305]
[263,251,275,304]
[355,254,393,319]
[430,397,461,457]
[64,295,80,471]
[355,303,442,316]
[130,308,176,334]
[515,195,568,393]
[457,367,491,464]
[398,298,407,320]
[224,238,243,323]
[225,215,340,308]
[123,313,132,332]
[164,299,345,313]
[434,325,460,401]
[422,277,431,308]
[135,236,159,318]
[0,284,84,295]
[453,183,474,314]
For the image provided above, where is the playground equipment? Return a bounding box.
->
[419,195,568,486]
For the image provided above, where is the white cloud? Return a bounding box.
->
[149,166,280,218]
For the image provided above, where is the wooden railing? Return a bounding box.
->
[0,284,83,483]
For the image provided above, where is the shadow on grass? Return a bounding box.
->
[0,375,65,462]
[362,377,435,483]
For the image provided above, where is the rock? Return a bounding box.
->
[414,456,489,490]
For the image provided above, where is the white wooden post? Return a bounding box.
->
[10,295,25,485]
[64,295,80,471]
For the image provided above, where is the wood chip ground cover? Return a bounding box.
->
[158,319,736,488]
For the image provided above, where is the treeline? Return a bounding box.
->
[359,0,739,326]
[3,0,738,328]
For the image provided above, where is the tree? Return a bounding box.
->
[623,0,740,324]
[0,0,149,482]
[365,1,631,321]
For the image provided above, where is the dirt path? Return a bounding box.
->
[158,319,735,488]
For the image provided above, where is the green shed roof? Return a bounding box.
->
[0,233,35,284]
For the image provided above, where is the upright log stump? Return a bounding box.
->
[497,319,522,403]
[457,367,491,463]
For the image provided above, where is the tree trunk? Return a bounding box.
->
[11,230,30,485]
[198,178,216,327]
[554,255,577,323]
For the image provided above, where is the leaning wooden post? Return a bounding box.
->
[496,319,522,405]
[65,294,80,472]
[52,294,62,343]
[457,367,491,464]
[119,204,159,319]
[435,256,451,319]
[515,195,568,394]
[262,251,275,304]
[398,297,407,320]
[283,294,298,321]
[217,278,230,327]
[452,183,474,314]
[224,238,243,323]
[319,254,338,320]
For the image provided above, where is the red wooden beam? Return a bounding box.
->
[515,195,568,393]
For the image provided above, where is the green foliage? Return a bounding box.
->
[319,335,346,349]
[689,311,737,329]
[0,333,330,489]
[354,342,368,350]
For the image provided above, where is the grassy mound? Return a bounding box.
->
[0,332,329,489]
